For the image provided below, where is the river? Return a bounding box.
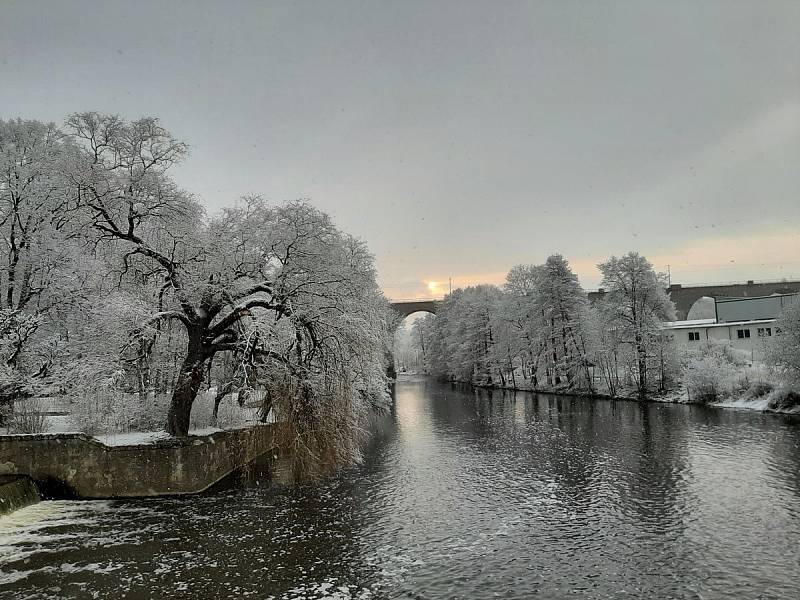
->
[2,375,800,599]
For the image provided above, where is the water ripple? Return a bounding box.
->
[1,380,799,598]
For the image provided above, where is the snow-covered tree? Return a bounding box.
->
[767,300,800,384]
[65,113,391,443]
[596,252,676,398]
[0,119,75,312]
[531,255,593,390]
[423,285,503,384]
[502,264,547,387]
[494,257,594,391]
[411,315,431,366]
[585,303,623,397]
[394,314,433,373]
[682,341,744,403]
[0,118,88,413]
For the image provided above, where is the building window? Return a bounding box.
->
[688,331,700,341]
[757,327,772,337]
[737,329,751,339]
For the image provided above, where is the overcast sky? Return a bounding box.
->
[2,0,799,298]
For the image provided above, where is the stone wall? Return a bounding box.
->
[0,425,278,499]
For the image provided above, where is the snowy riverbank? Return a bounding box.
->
[0,389,267,439]
[417,374,800,416]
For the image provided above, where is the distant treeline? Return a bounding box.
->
[407,253,800,405]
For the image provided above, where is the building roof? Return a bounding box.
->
[715,292,798,304]
[663,318,716,328]
[662,318,777,331]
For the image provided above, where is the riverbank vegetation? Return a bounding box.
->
[414,253,678,397]
[0,115,394,472]
[409,254,800,411]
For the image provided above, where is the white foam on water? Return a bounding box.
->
[0,500,112,566]
[277,578,375,600]
[0,500,101,533]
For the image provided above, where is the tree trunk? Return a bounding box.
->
[166,347,206,436]
[636,334,647,399]
[385,349,397,379]
[508,348,517,389]
[213,381,234,422]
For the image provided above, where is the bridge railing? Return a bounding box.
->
[388,297,443,303]
[665,278,800,289]
[586,278,800,294]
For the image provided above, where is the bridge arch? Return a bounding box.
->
[588,280,800,320]
[390,299,439,319]
[686,296,716,320]
[667,282,800,320]
[390,302,439,375]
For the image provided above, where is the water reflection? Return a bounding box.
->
[1,376,799,599]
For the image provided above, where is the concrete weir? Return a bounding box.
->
[0,475,41,516]
[0,425,279,499]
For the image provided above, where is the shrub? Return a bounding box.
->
[67,383,252,436]
[743,380,775,400]
[765,386,800,413]
[682,342,741,403]
[70,383,170,435]
[8,398,49,434]
[0,365,30,426]
[767,301,800,384]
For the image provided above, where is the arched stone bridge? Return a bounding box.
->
[390,299,439,318]
[390,280,800,323]
[588,280,800,320]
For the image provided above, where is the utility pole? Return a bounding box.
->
[667,265,671,287]
[449,277,452,295]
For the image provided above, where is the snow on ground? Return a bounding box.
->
[44,415,80,434]
[187,426,225,436]
[92,431,171,446]
[652,385,690,404]
[1,387,272,440]
[717,395,772,411]
[93,427,224,446]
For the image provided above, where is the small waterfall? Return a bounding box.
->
[0,476,41,517]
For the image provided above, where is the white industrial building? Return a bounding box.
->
[663,293,798,360]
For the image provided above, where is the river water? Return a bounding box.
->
[2,375,800,599]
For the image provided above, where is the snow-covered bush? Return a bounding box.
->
[68,386,254,436]
[0,364,29,426]
[69,369,171,435]
[596,253,676,398]
[767,301,800,384]
[186,390,259,431]
[188,390,245,431]
[215,393,253,428]
[185,390,215,431]
[8,398,48,434]
[764,386,800,413]
[682,342,743,403]
[743,380,775,401]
